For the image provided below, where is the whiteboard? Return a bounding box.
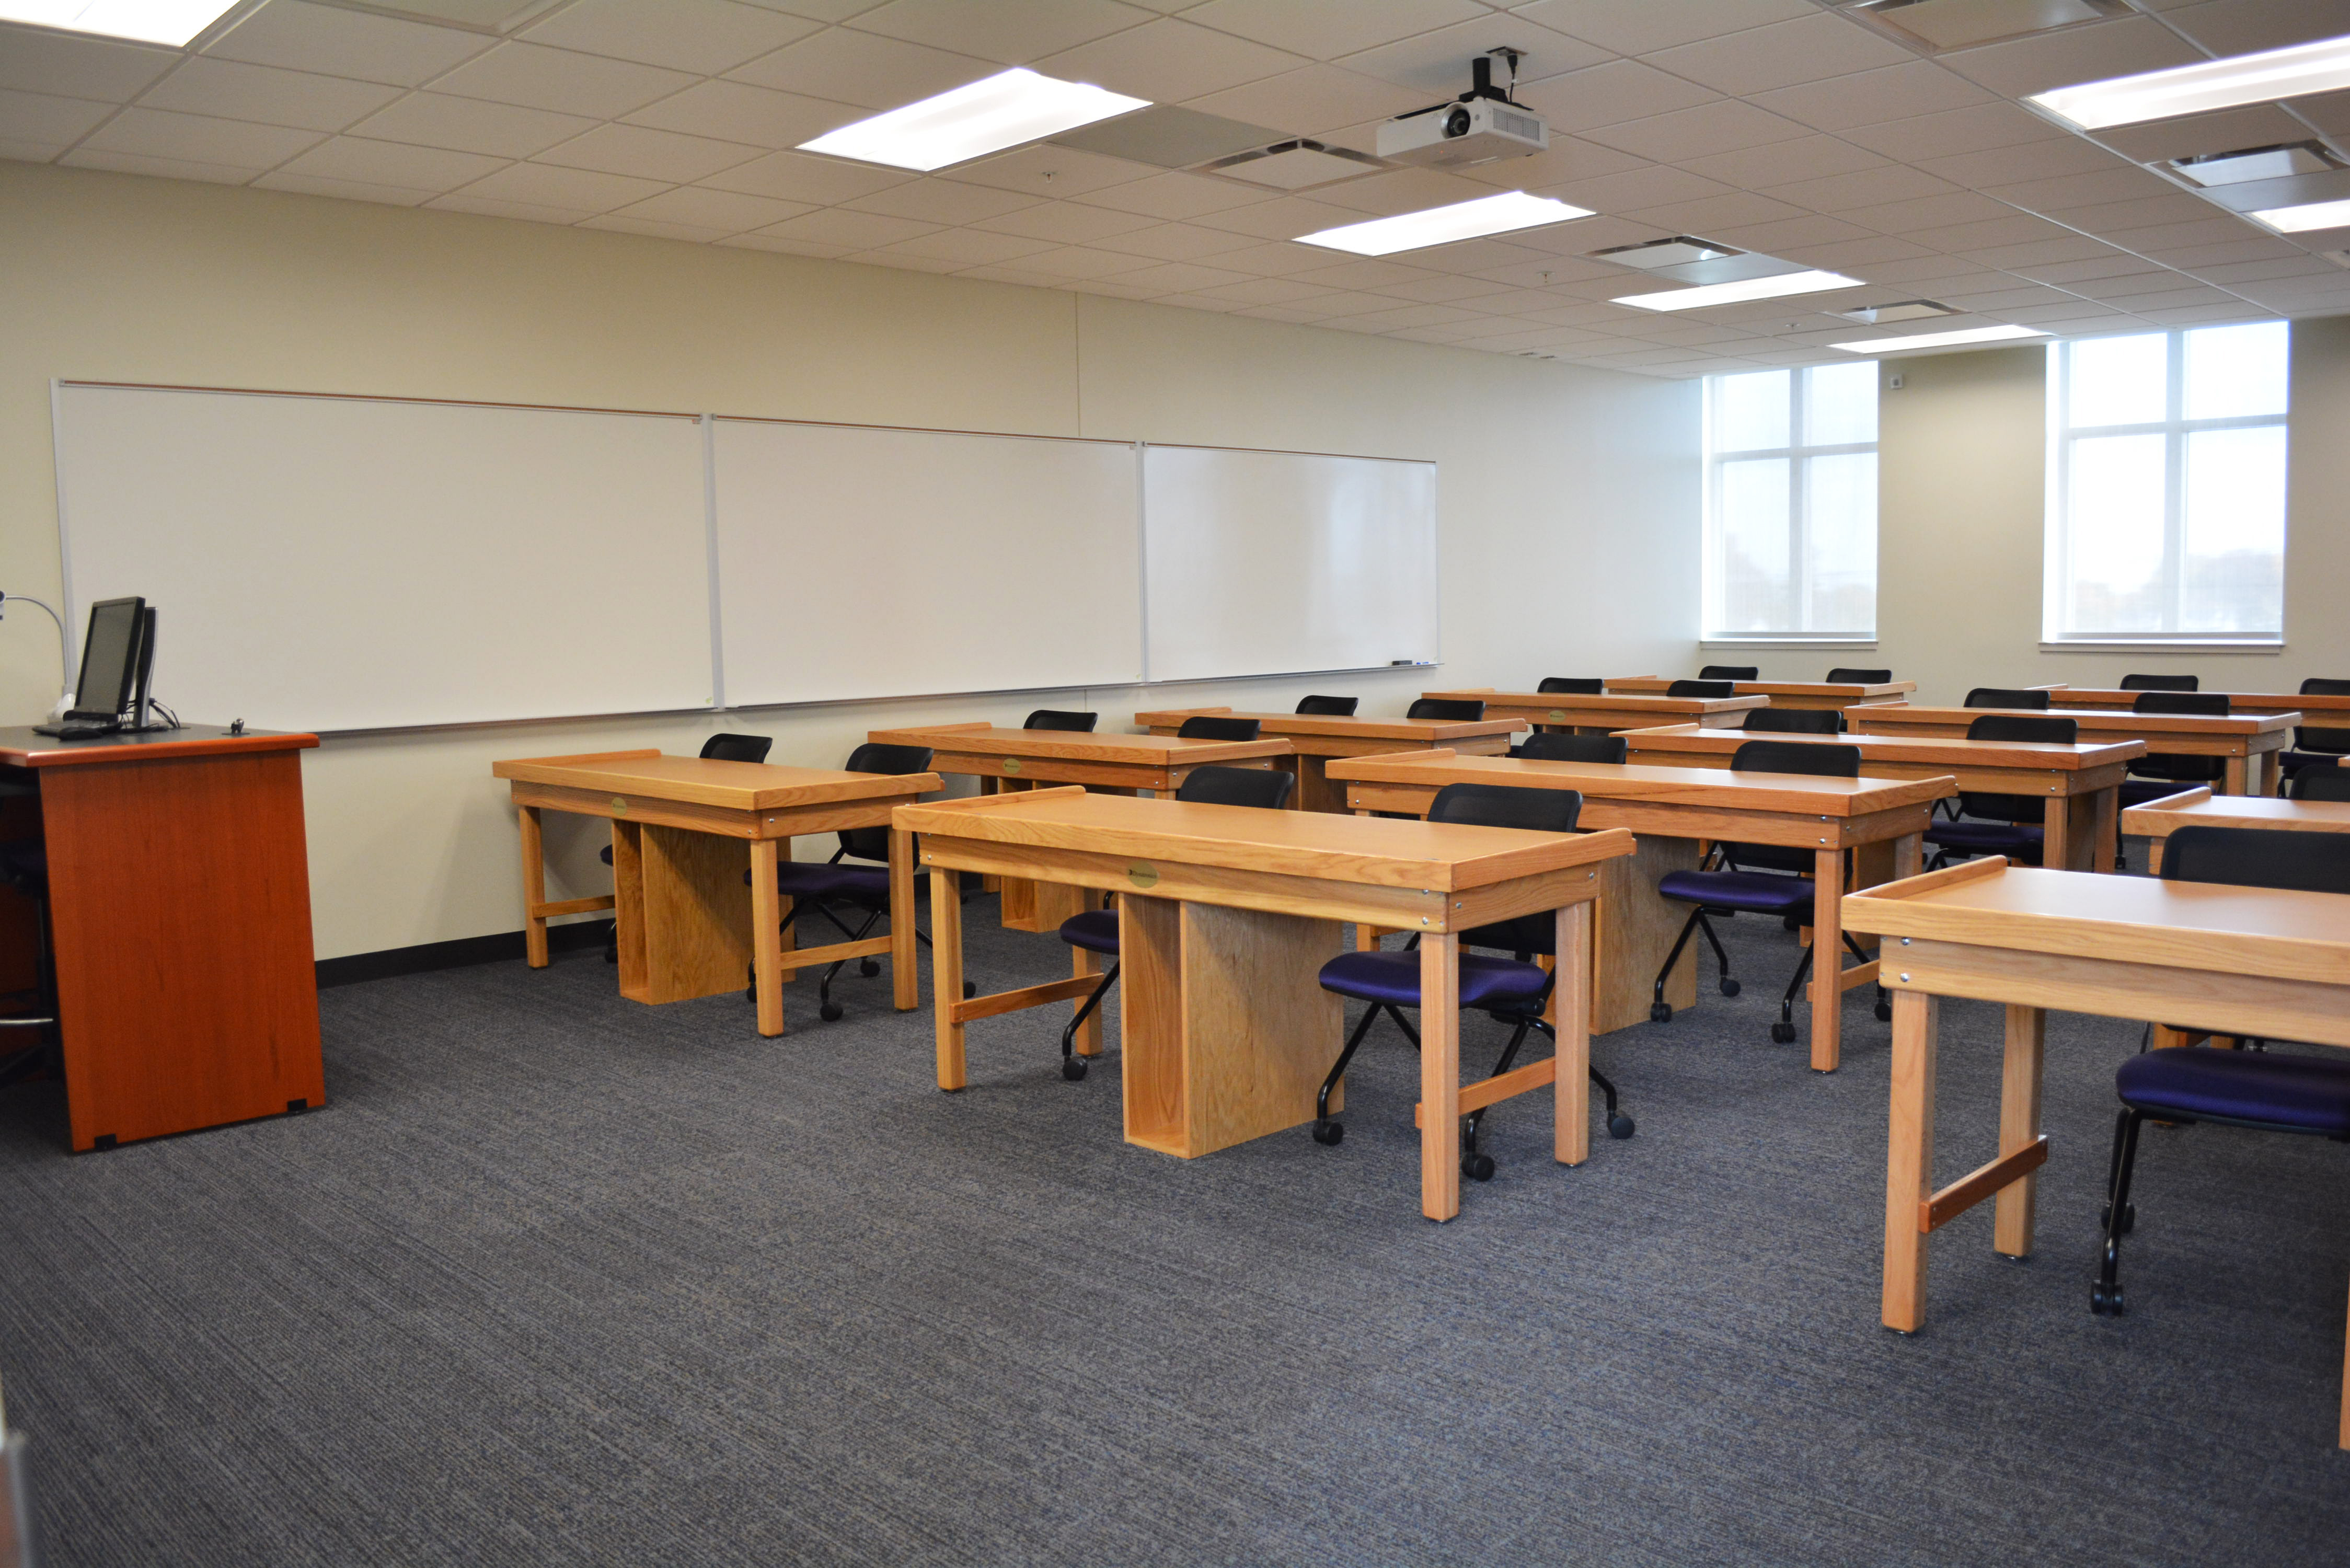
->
[713,419,1141,706]
[1144,444,1438,683]
[53,385,712,731]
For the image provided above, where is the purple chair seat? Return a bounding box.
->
[1057,909,1120,954]
[1656,869,1815,916]
[1924,820,2044,862]
[738,860,891,902]
[1317,950,1547,1010]
[2117,1047,2350,1135]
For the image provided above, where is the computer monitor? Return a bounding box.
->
[66,596,146,723]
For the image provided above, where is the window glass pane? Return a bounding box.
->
[2183,320,2287,420]
[1804,362,1877,446]
[1717,457,1791,633]
[1712,370,1788,451]
[1804,452,1876,634]
[2064,433,2167,634]
[2068,333,2166,427]
[2181,425,2285,632]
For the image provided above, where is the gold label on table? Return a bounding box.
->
[610,796,629,814]
[1127,863,1158,889]
[1002,757,1022,774]
[1549,710,1565,721]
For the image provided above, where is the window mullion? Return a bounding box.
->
[2162,331,2185,635]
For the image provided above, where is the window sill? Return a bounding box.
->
[2037,641,2282,654]
[1702,638,1878,650]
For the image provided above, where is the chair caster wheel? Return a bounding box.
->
[1061,1057,1087,1081]
[1782,915,1802,932]
[858,958,881,977]
[1462,1151,1495,1182]
[2101,1202,2135,1236]
[1312,1120,1343,1146]
[1874,999,1893,1022]
[1650,1002,1672,1024]
[963,981,977,999]
[819,1002,844,1022]
[2090,1280,2125,1316]
[1718,977,1741,997]
[1770,1021,1797,1044]
[604,948,618,964]
[1608,1114,1635,1139]
[744,986,755,1003]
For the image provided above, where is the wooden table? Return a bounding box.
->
[1421,687,1767,735]
[493,750,942,1037]
[1606,675,1915,712]
[1132,707,1523,814]
[865,723,1292,932]
[900,787,1635,1221]
[1854,704,2295,797]
[2121,786,2350,873]
[1841,858,2350,1446]
[1621,724,2143,874]
[0,727,322,1152]
[2047,686,2350,723]
[1329,750,1948,1069]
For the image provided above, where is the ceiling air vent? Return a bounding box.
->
[1589,237,1741,269]
[1828,300,1959,325]
[1201,140,1386,192]
[2167,142,2345,188]
[1844,0,2129,52]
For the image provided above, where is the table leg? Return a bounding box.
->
[890,826,917,1011]
[2042,793,2070,873]
[931,866,966,1091]
[519,805,549,969]
[2092,785,2119,873]
[1811,848,1844,1073]
[1554,900,1591,1168]
[1994,1004,2045,1258]
[1071,941,1103,1058]
[1894,832,1922,880]
[750,839,783,1038]
[2224,754,2248,795]
[1421,930,1462,1223]
[1883,989,1939,1333]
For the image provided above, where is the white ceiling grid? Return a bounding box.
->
[0,0,2346,375]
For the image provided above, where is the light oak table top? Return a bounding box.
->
[866,722,1290,779]
[1325,748,1950,819]
[492,750,941,818]
[1620,723,2145,773]
[2047,687,2350,718]
[2121,786,2350,870]
[1854,704,2296,743]
[1421,687,1768,730]
[1606,676,1915,708]
[1130,706,1525,749]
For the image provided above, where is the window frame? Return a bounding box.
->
[1700,363,1880,645]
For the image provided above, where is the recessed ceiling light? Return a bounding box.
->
[799,68,1149,172]
[0,0,239,45]
[1829,324,2050,353]
[2028,32,2350,131]
[1614,270,1860,310]
[1294,191,1593,257]
[2247,195,2350,233]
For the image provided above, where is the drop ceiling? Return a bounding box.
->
[5,0,2350,377]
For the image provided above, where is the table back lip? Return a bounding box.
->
[1322,747,1953,813]
[1860,703,2296,734]
[2121,788,2350,835]
[493,751,943,808]
[0,726,320,766]
[1425,687,1769,714]
[866,724,1292,764]
[1603,676,1916,699]
[1620,724,2147,768]
[2045,686,2350,712]
[1129,707,1526,741]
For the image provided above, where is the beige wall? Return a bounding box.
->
[0,162,1699,959]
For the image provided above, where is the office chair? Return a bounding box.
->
[1651,740,1886,1043]
[1964,687,2050,709]
[1699,665,1758,681]
[2091,825,2350,1317]
[2279,677,2350,785]
[2116,690,2230,811]
[1825,667,1891,684]
[603,733,773,959]
[1310,782,1631,1179]
[2119,673,2197,691]
[1741,708,1843,734]
[2291,765,2350,801]
[1536,677,1604,694]
[1023,709,1097,732]
[1052,765,1294,1080]
[1515,732,1626,763]
[1408,698,1485,721]
[1666,679,1733,698]
[1174,714,1262,742]
[1295,695,1358,716]
[1923,715,2078,869]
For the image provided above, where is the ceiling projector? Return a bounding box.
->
[1377,51,1548,169]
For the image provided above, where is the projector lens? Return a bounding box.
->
[1444,107,1471,137]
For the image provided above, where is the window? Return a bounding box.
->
[1702,362,1877,641]
[2045,321,2288,644]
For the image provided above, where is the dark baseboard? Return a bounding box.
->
[316,920,609,989]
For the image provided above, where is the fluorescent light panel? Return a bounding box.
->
[0,0,237,44]
[1830,324,2049,353]
[1614,270,1859,310]
[2249,196,2350,233]
[2029,32,2350,130]
[1294,191,1592,256]
[799,68,1149,172]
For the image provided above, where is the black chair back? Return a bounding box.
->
[2291,767,2350,802]
[1536,677,1604,694]
[1825,667,1891,684]
[1023,709,1097,731]
[2161,826,2350,894]
[1430,782,1581,833]
[1666,679,1733,698]
[1730,740,1860,778]
[1174,765,1292,810]
[1176,715,1262,742]
[1408,698,1484,721]
[837,743,935,860]
[1295,694,1358,716]
[699,732,772,763]
[1516,732,1626,764]
[1964,687,2051,709]
[2122,673,2198,691]
[1743,708,1843,734]
[2301,678,2350,696]
[1967,715,2077,745]
[2294,678,2350,755]
[2135,691,2228,716]
[1699,665,1757,681]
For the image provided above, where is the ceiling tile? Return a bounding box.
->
[1911,137,2124,189]
[0,26,171,102]
[1179,0,1487,60]
[1072,169,1270,218]
[452,159,673,211]
[1642,11,1912,97]
[750,205,942,245]
[427,191,602,224]
[718,229,852,256]
[1548,164,1733,213]
[2291,87,2350,137]
[843,176,1042,222]
[2056,192,2224,232]
[944,143,1155,197]
[1678,134,1890,192]
[621,79,859,148]
[1003,244,1161,276]
[1514,60,1720,133]
[1034,18,1305,102]
[580,212,731,240]
[1513,0,1813,55]
[1457,135,1649,191]
[1370,271,1521,303]
[1963,233,2127,267]
[1307,166,1506,216]
[1335,13,1609,95]
[274,135,506,191]
[1098,257,1253,292]
[203,2,491,88]
[0,88,113,145]
[0,140,61,164]
[1839,102,2067,162]
[845,247,966,273]
[1621,189,1810,232]
[252,169,436,205]
[534,123,764,181]
[697,147,916,200]
[1189,191,1368,240]
[1697,212,1879,250]
[2145,0,2348,56]
[725,26,995,107]
[1769,164,1960,213]
[1835,189,2015,233]
[1748,60,1998,133]
[1785,234,1937,268]
[2093,216,2265,251]
[866,226,1058,263]
[1934,16,2204,99]
[967,199,1159,241]
[60,147,263,184]
[1581,98,1813,163]
[433,44,699,119]
[78,106,321,168]
[1182,66,1429,138]
[610,183,813,230]
[349,93,596,158]
[2087,104,2313,165]
[1088,220,1260,258]
[1288,256,1432,289]
[135,58,402,134]
[847,0,1159,63]
[2012,253,2168,283]
[522,0,823,75]
[1195,238,1344,274]
[1982,166,2181,213]
[1901,213,2080,251]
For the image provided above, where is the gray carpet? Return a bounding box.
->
[2,892,2347,1566]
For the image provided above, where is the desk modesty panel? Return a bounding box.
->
[1131,708,1523,813]
[1421,688,1767,733]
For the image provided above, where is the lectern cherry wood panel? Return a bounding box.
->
[1132,707,1523,813]
[1421,687,1766,735]
[1855,704,2294,797]
[492,750,941,1038]
[863,723,1292,932]
[900,787,1635,1222]
[2121,787,2350,873]
[1840,858,2350,1448]
[1605,676,1915,712]
[0,727,322,1152]
[1621,725,2142,875]
[1328,750,1948,1069]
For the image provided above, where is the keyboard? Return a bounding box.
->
[32,721,121,740]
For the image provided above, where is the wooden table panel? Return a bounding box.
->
[2121,786,2350,872]
[1607,676,1914,711]
[1422,687,1766,735]
[1133,707,1521,813]
[1854,704,2293,795]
